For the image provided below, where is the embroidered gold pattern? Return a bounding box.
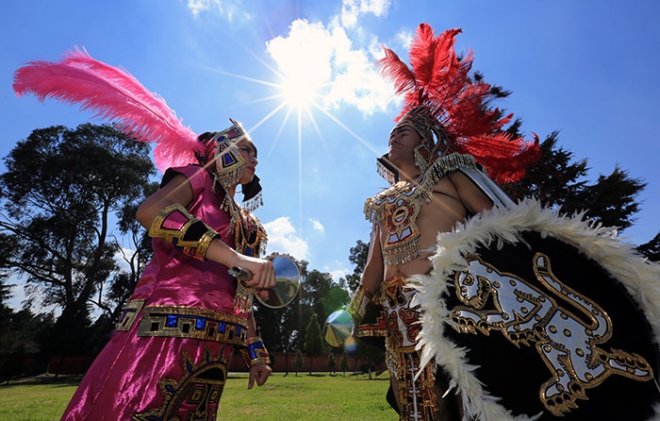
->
[451,253,654,416]
[116,300,145,331]
[364,154,479,266]
[137,306,249,346]
[132,345,231,421]
[379,274,439,420]
[226,197,267,317]
[347,285,372,326]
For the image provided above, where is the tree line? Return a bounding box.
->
[1,120,658,381]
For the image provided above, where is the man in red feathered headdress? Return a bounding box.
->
[309,19,529,418]
[342,23,540,420]
[337,23,660,421]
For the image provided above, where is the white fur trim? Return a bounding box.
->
[414,198,660,420]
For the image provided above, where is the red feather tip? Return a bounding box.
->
[378,24,540,182]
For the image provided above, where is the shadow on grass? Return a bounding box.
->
[0,373,83,388]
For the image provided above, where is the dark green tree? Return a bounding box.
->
[1,344,26,384]
[0,308,55,381]
[304,312,324,375]
[339,352,350,377]
[0,233,16,308]
[101,181,158,327]
[301,270,334,324]
[574,166,645,231]
[293,348,304,377]
[637,233,660,263]
[503,134,646,233]
[323,284,350,316]
[0,124,156,357]
[354,337,385,380]
[327,351,337,375]
[293,267,334,354]
[503,133,589,207]
[345,240,369,292]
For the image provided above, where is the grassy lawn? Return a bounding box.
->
[0,372,398,420]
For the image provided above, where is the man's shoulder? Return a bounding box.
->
[426,153,479,180]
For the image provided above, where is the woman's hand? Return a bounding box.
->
[232,254,276,294]
[247,363,272,389]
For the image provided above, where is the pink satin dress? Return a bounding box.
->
[61,165,255,421]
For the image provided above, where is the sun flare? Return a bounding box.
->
[280,76,320,108]
[276,54,328,110]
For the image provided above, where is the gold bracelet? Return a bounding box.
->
[239,336,271,368]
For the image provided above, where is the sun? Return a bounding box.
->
[276,58,328,110]
[216,37,378,234]
[280,73,321,109]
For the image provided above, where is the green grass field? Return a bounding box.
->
[0,372,398,420]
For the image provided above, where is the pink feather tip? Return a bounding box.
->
[13,47,201,173]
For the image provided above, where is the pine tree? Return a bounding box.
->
[638,233,660,262]
[293,349,304,377]
[503,133,588,208]
[304,313,324,375]
[327,351,337,375]
[339,352,350,377]
[504,134,646,232]
[574,166,645,231]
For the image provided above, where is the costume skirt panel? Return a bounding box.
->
[61,309,235,421]
[379,274,440,421]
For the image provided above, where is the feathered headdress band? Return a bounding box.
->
[378,24,541,184]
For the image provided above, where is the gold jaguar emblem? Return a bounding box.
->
[452,253,653,416]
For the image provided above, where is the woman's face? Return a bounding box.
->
[237,139,258,185]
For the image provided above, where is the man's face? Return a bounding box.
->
[388,125,422,168]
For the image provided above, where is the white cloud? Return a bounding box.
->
[329,267,350,283]
[114,247,135,274]
[310,218,325,233]
[397,28,414,49]
[341,0,391,29]
[186,0,252,21]
[266,18,396,116]
[263,216,309,260]
[320,259,352,283]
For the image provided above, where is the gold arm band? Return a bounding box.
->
[148,203,219,261]
[239,336,271,368]
[347,285,373,327]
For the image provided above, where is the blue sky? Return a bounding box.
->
[2,0,659,312]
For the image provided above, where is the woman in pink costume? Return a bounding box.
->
[13,50,276,420]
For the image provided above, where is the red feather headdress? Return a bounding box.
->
[378,24,540,184]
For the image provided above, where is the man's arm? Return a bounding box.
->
[347,223,384,326]
[447,170,495,216]
[360,223,385,297]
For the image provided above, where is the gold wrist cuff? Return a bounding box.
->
[240,336,271,368]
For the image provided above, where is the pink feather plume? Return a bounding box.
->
[13,47,200,173]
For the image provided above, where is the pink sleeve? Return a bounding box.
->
[164,165,209,199]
